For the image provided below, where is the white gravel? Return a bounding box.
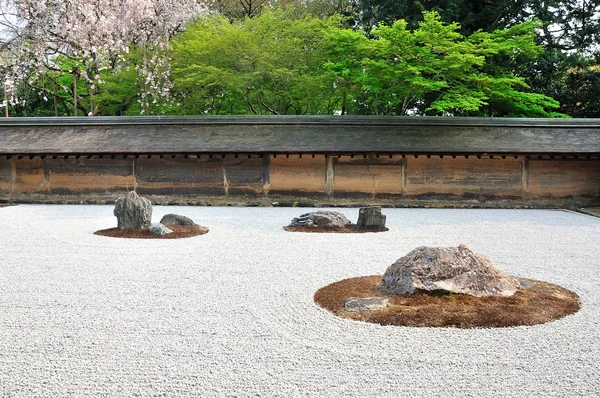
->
[1,205,599,397]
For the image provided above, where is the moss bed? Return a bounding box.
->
[94,225,208,239]
[284,225,388,233]
[314,275,580,328]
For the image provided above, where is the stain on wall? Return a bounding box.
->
[0,158,12,196]
[222,155,264,195]
[528,159,600,197]
[45,157,134,195]
[332,155,405,197]
[13,158,48,194]
[269,155,327,196]
[405,157,523,197]
[135,156,223,196]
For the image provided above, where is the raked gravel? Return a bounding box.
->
[0,205,599,397]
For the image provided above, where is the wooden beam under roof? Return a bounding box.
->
[0,116,598,157]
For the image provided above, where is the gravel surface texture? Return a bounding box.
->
[1,205,599,397]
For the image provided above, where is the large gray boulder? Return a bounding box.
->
[114,191,152,229]
[160,213,196,226]
[357,207,386,228]
[289,211,351,228]
[379,244,520,297]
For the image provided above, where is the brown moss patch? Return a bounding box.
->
[314,275,580,328]
[284,225,388,233]
[94,225,208,239]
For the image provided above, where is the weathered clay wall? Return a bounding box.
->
[1,155,598,207]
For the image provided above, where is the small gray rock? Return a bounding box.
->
[149,223,173,235]
[356,207,386,228]
[289,211,351,228]
[160,213,196,226]
[114,191,152,229]
[344,297,389,312]
[519,278,533,289]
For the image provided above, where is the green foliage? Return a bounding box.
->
[353,0,529,35]
[170,11,342,115]
[352,0,600,117]
[95,66,141,116]
[7,5,579,117]
[557,62,600,117]
[169,10,559,117]
[324,11,562,116]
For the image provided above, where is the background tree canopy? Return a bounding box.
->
[170,13,341,115]
[1,0,598,117]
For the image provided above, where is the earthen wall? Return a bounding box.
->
[1,155,598,207]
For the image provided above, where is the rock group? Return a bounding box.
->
[288,207,387,230]
[114,191,152,229]
[113,192,199,236]
[379,244,520,297]
[289,211,352,228]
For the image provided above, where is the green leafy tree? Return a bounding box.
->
[520,1,600,117]
[557,62,600,117]
[325,11,562,116]
[352,0,529,34]
[94,66,141,116]
[352,0,600,117]
[171,12,341,115]
[208,0,356,21]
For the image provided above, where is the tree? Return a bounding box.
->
[324,11,562,116]
[351,0,600,117]
[207,0,355,20]
[0,0,206,116]
[207,0,270,18]
[352,0,530,34]
[557,62,600,117]
[528,0,600,54]
[170,12,341,115]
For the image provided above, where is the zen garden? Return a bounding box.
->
[0,1,599,397]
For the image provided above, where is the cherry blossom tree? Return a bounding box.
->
[0,0,206,115]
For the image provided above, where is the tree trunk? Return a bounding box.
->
[73,71,78,116]
[3,81,8,117]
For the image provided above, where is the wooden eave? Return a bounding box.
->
[1,116,599,158]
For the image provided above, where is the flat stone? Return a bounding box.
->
[149,223,173,235]
[519,278,533,289]
[113,191,152,229]
[344,297,389,312]
[379,244,521,297]
[289,211,351,228]
[356,207,386,228]
[160,213,196,226]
